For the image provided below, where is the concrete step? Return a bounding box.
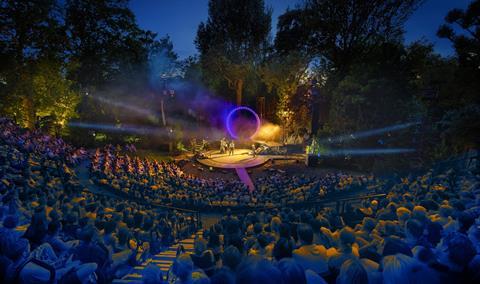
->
[116,230,203,282]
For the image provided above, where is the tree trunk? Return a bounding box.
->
[235,79,243,106]
[22,96,36,129]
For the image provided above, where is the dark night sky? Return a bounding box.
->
[130,0,472,59]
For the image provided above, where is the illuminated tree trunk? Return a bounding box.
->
[22,96,36,129]
[160,98,166,126]
[235,79,243,106]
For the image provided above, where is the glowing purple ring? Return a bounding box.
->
[226,106,261,139]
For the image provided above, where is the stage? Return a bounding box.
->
[196,149,270,169]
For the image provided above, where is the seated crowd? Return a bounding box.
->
[90,147,376,209]
[1,118,479,284]
[162,169,480,284]
[0,119,197,283]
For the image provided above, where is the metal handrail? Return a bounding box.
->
[226,192,387,214]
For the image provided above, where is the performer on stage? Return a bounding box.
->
[251,143,256,157]
[190,138,197,154]
[220,137,226,154]
[201,139,208,151]
[229,140,235,156]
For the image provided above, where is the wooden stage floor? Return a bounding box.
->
[196,149,270,169]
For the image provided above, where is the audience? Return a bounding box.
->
[0,118,197,283]
[1,118,479,284]
[89,147,373,209]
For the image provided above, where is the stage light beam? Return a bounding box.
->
[320,148,416,157]
[320,121,420,144]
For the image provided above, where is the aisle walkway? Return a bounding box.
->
[75,160,118,197]
[235,167,255,192]
[113,230,203,283]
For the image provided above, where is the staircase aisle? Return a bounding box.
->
[113,230,203,283]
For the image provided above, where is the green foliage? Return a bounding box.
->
[66,0,154,89]
[0,0,67,63]
[324,41,429,135]
[437,0,480,106]
[195,0,272,105]
[176,141,187,152]
[0,0,70,128]
[260,51,310,129]
[1,60,80,129]
[275,0,425,71]
[435,104,480,157]
[30,61,80,127]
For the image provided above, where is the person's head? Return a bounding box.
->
[387,202,397,213]
[142,264,164,284]
[412,246,436,266]
[382,238,413,257]
[173,254,193,282]
[208,233,220,248]
[468,224,480,245]
[336,259,368,284]
[456,211,475,234]
[78,224,97,242]
[396,207,411,223]
[47,220,61,235]
[412,206,427,223]
[439,232,476,269]
[273,237,293,261]
[297,223,314,245]
[276,258,307,284]
[191,270,210,284]
[382,254,438,284]
[439,205,453,218]
[103,220,117,235]
[257,233,269,250]
[48,209,60,222]
[405,219,424,240]
[194,238,207,255]
[117,227,130,245]
[339,227,356,249]
[236,256,283,284]
[253,223,263,235]
[6,237,29,260]
[3,214,18,229]
[210,268,235,284]
[279,223,291,239]
[270,217,282,234]
[222,245,242,271]
[134,211,144,227]
[425,222,443,246]
[362,217,376,233]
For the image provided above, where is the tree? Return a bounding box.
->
[260,52,310,126]
[2,60,79,129]
[148,36,181,90]
[324,41,432,138]
[0,0,67,63]
[437,0,480,106]
[0,0,69,128]
[275,0,424,73]
[30,60,80,128]
[430,0,480,157]
[195,0,271,106]
[66,0,154,89]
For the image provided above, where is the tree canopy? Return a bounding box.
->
[195,0,272,105]
[275,0,424,72]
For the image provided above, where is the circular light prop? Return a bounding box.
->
[226,106,261,139]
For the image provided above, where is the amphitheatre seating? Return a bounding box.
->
[1,118,479,284]
[114,230,204,283]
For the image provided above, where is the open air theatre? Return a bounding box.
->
[0,0,479,284]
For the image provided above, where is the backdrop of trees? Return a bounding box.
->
[1,0,478,163]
